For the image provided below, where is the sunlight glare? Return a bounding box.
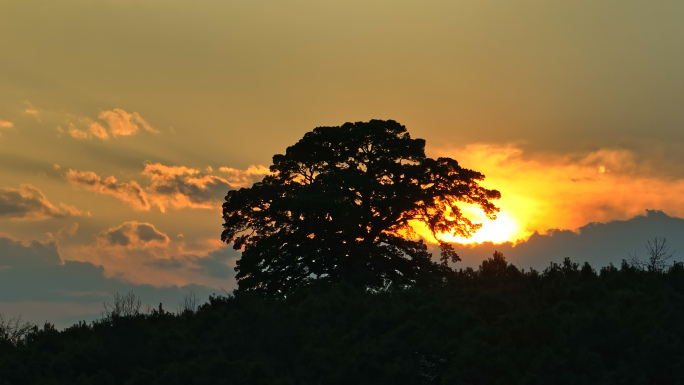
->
[438,212,521,244]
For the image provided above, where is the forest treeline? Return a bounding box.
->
[2,253,684,384]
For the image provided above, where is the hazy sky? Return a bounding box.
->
[2,1,684,326]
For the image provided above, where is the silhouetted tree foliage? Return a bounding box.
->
[1,253,684,384]
[222,120,500,295]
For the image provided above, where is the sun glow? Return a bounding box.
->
[438,212,522,245]
[409,201,529,246]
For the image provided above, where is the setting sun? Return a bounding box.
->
[409,200,528,246]
[438,212,522,245]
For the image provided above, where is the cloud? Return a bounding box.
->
[432,144,684,240]
[192,246,240,279]
[22,103,156,140]
[59,117,110,140]
[145,244,240,281]
[98,108,158,137]
[0,119,14,138]
[0,234,220,329]
[65,123,89,139]
[47,222,80,241]
[65,170,150,210]
[445,210,684,272]
[23,101,42,121]
[63,220,236,288]
[87,120,109,139]
[218,164,271,188]
[0,236,63,269]
[0,185,82,220]
[97,221,170,249]
[142,163,235,212]
[66,163,268,212]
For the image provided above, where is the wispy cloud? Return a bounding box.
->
[0,185,82,220]
[218,165,271,188]
[65,170,150,210]
[65,123,90,140]
[98,108,159,137]
[0,119,14,137]
[61,108,158,140]
[47,222,80,242]
[21,102,157,140]
[60,117,110,140]
[87,120,109,139]
[23,101,42,121]
[66,163,269,212]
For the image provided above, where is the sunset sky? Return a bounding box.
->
[3,1,684,327]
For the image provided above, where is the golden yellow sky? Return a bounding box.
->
[2,0,684,326]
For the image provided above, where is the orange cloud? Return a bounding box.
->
[62,221,237,287]
[0,185,82,220]
[218,165,271,188]
[98,108,158,137]
[66,123,89,140]
[431,144,684,242]
[59,117,110,140]
[23,101,42,121]
[65,170,150,210]
[87,120,109,139]
[0,119,13,137]
[142,163,233,212]
[96,221,170,250]
[26,104,155,140]
[66,163,267,212]
[47,222,80,241]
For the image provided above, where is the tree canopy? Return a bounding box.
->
[221,120,500,295]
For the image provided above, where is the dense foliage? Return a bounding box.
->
[2,254,684,384]
[222,120,500,295]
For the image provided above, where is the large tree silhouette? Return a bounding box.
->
[222,120,500,295]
